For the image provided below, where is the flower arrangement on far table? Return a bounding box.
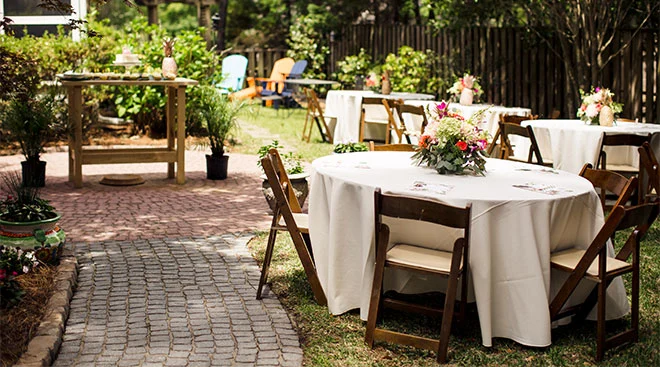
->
[412,101,490,175]
[364,72,381,92]
[577,87,623,126]
[448,74,483,104]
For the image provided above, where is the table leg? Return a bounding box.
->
[72,86,83,188]
[167,86,176,178]
[67,87,74,182]
[176,86,186,184]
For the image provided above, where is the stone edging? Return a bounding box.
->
[14,247,78,367]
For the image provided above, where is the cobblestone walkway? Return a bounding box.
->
[1,150,303,367]
[54,236,301,367]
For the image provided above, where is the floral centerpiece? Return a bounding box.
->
[365,72,381,92]
[412,101,490,175]
[577,87,623,126]
[448,74,483,105]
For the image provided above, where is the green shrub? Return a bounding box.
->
[382,46,439,96]
[286,5,333,80]
[333,48,373,89]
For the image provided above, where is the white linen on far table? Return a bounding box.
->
[324,90,435,143]
[522,119,660,174]
[308,152,629,348]
[405,101,531,138]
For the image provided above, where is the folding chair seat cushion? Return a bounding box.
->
[551,248,631,278]
[387,244,460,273]
[277,212,309,233]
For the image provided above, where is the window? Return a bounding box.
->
[0,0,86,40]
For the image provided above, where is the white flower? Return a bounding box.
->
[585,103,599,118]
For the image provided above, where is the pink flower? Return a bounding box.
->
[12,271,18,276]
[456,141,468,151]
[476,139,488,150]
[0,269,5,281]
[595,87,601,93]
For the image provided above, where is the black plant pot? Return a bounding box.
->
[206,154,229,180]
[21,160,46,187]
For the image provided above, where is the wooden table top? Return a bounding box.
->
[57,76,199,87]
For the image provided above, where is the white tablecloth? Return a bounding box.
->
[308,152,629,347]
[406,101,531,138]
[522,119,660,174]
[325,90,435,143]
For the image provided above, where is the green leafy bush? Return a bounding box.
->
[286,5,333,80]
[333,48,373,89]
[0,15,220,138]
[382,46,439,96]
[257,140,304,175]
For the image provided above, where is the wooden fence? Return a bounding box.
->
[233,26,660,122]
[329,25,660,122]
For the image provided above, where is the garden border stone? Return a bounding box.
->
[14,246,78,367]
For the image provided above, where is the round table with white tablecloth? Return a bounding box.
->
[521,119,660,174]
[308,151,629,347]
[324,90,435,143]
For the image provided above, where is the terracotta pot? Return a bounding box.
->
[460,88,474,105]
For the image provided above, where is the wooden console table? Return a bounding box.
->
[60,78,198,188]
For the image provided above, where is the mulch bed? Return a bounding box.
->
[0,265,56,367]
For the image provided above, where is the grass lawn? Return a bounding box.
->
[240,105,660,366]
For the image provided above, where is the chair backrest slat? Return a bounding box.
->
[639,142,660,202]
[396,104,429,136]
[266,148,302,213]
[579,163,637,210]
[500,121,545,165]
[376,191,471,229]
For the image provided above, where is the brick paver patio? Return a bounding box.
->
[1,149,303,367]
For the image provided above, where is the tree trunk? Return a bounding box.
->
[215,0,229,51]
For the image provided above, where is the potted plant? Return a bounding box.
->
[1,93,58,187]
[195,86,246,180]
[257,140,309,211]
[0,171,65,263]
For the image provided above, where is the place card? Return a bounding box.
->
[410,181,453,195]
[512,182,573,195]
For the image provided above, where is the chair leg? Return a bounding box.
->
[365,263,386,348]
[359,110,365,142]
[437,246,463,364]
[256,226,278,300]
[631,246,640,342]
[437,269,460,363]
[596,274,607,361]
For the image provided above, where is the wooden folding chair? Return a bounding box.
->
[359,97,392,143]
[638,142,660,203]
[549,202,659,361]
[368,141,416,152]
[487,114,536,158]
[257,148,327,306]
[365,188,472,363]
[499,121,549,166]
[579,163,638,212]
[382,98,405,143]
[395,103,429,144]
[597,133,651,205]
[301,88,334,144]
[597,133,651,174]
